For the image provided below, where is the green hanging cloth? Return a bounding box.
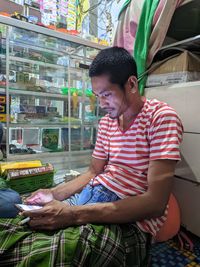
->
[118,0,131,19]
[134,0,160,95]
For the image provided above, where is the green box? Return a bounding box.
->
[42,129,59,151]
[6,172,54,194]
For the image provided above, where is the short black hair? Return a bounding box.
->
[89,46,137,89]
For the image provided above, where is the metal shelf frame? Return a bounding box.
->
[0,16,105,50]
[0,16,103,170]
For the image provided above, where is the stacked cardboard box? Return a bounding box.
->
[146,51,200,87]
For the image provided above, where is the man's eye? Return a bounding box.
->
[103,93,111,97]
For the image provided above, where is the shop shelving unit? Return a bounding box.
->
[0,15,106,172]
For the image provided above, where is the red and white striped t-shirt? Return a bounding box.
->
[92,98,183,236]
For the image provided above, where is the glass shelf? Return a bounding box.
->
[0,15,105,171]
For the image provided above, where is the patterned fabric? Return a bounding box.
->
[113,0,189,95]
[150,236,200,267]
[92,99,183,236]
[0,217,151,267]
[113,0,144,55]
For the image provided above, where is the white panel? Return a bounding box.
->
[176,133,200,182]
[145,81,200,133]
[173,177,200,237]
[145,82,200,183]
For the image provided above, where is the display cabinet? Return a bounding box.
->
[0,15,106,172]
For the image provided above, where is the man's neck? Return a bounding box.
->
[118,98,145,131]
[118,113,138,131]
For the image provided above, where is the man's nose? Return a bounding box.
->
[99,96,107,108]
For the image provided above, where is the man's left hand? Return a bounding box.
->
[21,200,75,230]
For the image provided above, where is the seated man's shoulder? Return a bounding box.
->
[147,99,180,119]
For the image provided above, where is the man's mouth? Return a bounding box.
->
[105,109,113,113]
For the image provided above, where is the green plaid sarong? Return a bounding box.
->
[0,217,151,267]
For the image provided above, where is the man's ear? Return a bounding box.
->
[128,76,138,93]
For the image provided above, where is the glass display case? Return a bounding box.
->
[0,15,105,172]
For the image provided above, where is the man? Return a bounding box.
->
[23,47,183,239]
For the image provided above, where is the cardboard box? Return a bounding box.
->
[146,51,200,87]
[0,94,10,122]
[0,114,6,122]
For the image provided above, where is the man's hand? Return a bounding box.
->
[24,189,54,205]
[21,200,75,230]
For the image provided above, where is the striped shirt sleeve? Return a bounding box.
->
[149,108,183,161]
[92,118,108,160]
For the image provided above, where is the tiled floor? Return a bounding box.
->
[150,233,200,267]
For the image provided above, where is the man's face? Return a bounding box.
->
[91,75,127,119]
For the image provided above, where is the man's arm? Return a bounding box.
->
[71,159,176,224]
[24,159,177,230]
[51,157,107,201]
[25,157,107,205]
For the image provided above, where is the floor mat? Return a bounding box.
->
[150,236,200,267]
